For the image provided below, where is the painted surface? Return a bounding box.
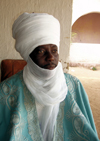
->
[72,13,100,44]
[70,13,100,65]
[70,43,100,65]
[72,0,100,25]
[0,0,72,72]
[71,0,100,66]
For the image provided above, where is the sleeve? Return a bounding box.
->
[64,73,100,141]
[76,80,98,134]
[0,81,10,140]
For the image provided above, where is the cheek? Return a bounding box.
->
[56,55,59,62]
[54,55,59,66]
[34,56,45,67]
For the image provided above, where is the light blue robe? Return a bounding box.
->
[0,71,99,141]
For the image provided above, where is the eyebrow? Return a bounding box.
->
[36,46,45,50]
[51,45,57,47]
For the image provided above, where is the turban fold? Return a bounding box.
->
[12,13,60,61]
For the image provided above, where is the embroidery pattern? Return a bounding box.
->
[65,74,90,141]
[0,73,29,141]
[22,76,43,141]
[8,111,26,141]
[53,101,65,141]
[0,72,98,141]
[0,81,20,110]
[22,72,65,141]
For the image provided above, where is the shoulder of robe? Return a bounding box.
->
[0,71,23,95]
[64,73,84,99]
[64,73,81,86]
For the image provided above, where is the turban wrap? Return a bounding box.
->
[12,12,60,61]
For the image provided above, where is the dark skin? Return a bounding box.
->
[30,44,59,70]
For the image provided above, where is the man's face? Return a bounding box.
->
[30,44,59,70]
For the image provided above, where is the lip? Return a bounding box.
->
[43,64,56,70]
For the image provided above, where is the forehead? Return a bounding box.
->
[32,44,57,52]
[37,44,57,48]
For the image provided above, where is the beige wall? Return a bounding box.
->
[70,12,100,66]
[0,0,73,73]
[72,13,100,44]
[72,0,100,25]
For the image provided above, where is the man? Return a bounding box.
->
[0,12,99,141]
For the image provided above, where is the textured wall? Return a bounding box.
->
[0,0,72,72]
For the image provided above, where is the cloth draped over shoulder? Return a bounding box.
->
[0,71,99,141]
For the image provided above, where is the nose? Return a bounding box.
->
[46,52,54,61]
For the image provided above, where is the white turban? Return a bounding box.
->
[12,12,60,61]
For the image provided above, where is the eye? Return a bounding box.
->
[37,49,45,54]
[52,49,57,52]
[52,49,58,54]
